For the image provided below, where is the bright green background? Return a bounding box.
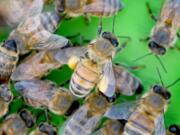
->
[0,0,180,133]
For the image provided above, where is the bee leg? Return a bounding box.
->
[98,17,103,36]
[66,33,90,45]
[177,33,180,39]
[146,2,157,21]
[116,36,131,52]
[139,36,150,42]
[114,63,145,71]
[83,13,91,25]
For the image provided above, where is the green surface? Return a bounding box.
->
[0,0,180,133]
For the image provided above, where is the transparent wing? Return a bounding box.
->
[104,101,137,120]
[154,114,166,135]
[32,33,70,50]
[25,0,43,17]
[83,0,124,16]
[14,80,56,102]
[53,46,88,64]
[11,51,60,81]
[98,61,116,97]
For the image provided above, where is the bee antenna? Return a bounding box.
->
[166,78,180,88]
[155,55,167,73]
[132,52,153,62]
[156,67,164,86]
[112,15,116,34]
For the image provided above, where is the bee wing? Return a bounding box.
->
[83,0,124,16]
[11,51,60,81]
[25,0,43,18]
[53,46,88,64]
[14,80,56,103]
[154,114,166,135]
[98,61,116,97]
[32,33,70,50]
[113,64,141,96]
[104,101,138,120]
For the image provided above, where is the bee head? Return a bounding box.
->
[2,39,18,53]
[55,0,65,13]
[102,32,119,47]
[169,124,179,134]
[0,84,12,102]
[39,123,57,135]
[19,110,35,128]
[148,41,166,55]
[153,85,171,100]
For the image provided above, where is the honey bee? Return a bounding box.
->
[167,124,180,135]
[0,84,13,117]
[11,50,61,81]
[0,0,43,28]
[0,39,19,83]
[93,119,125,135]
[60,91,113,135]
[105,85,171,135]
[0,109,35,135]
[147,0,180,55]
[53,32,142,98]
[9,11,70,54]
[30,122,57,135]
[14,79,80,116]
[55,0,124,18]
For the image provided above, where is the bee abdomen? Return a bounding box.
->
[40,12,61,33]
[102,0,122,16]
[70,64,99,97]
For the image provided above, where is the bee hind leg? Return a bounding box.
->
[146,2,158,21]
[114,63,145,71]
[116,36,131,53]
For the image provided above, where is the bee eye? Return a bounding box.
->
[20,110,34,128]
[153,85,162,94]
[148,41,158,49]
[3,40,17,52]
[102,32,109,38]
[169,125,179,133]
[163,91,171,100]
[159,47,166,55]
[111,39,119,47]
[39,123,46,132]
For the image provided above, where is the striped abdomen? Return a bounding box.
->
[85,0,123,17]
[113,66,142,96]
[0,47,18,83]
[123,110,154,135]
[70,60,100,98]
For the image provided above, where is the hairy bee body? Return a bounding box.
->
[0,84,12,117]
[62,92,111,135]
[0,110,35,135]
[15,80,76,115]
[69,32,118,98]
[123,90,169,135]
[95,120,124,135]
[55,0,123,18]
[148,0,180,55]
[11,50,60,81]
[10,12,61,54]
[0,40,18,83]
[0,0,43,27]
[113,65,142,96]
[30,122,57,135]
[70,59,101,97]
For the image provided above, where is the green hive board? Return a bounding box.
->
[0,0,180,133]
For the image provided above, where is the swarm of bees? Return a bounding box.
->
[0,0,179,135]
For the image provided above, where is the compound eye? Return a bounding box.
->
[39,123,46,132]
[159,47,166,55]
[169,124,179,133]
[148,41,157,49]
[3,40,17,52]
[102,32,110,38]
[163,91,171,100]
[153,85,162,94]
[111,39,119,47]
